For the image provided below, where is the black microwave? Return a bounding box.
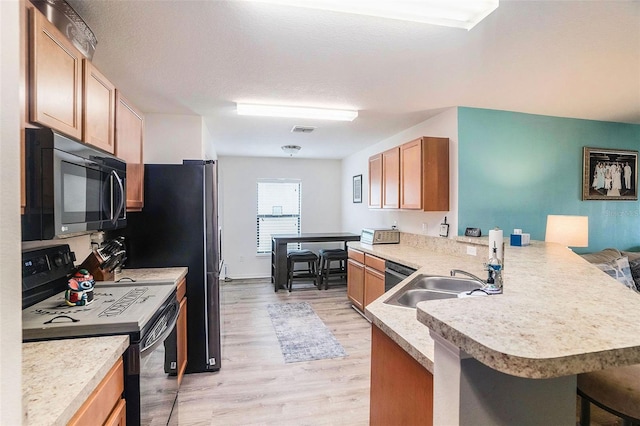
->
[22,128,127,241]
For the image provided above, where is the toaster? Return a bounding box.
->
[360,228,400,245]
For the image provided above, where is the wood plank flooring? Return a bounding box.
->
[171,278,371,425]
[168,278,623,426]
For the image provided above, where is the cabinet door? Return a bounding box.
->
[83,60,116,153]
[104,399,126,426]
[115,91,144,211]
[364,267,385,307]
[347,259,365,311]
[177,297,188,386]
[30,8,83,139]
[382,147,400,209]
[368,154,382,208]
[422,137,450,211]
[370,325,433,426]
[400,138,423,209]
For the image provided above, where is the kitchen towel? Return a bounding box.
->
[267,302,347,363]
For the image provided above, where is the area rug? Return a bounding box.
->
[267,302,347,363]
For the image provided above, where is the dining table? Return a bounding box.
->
[271,232,361,291]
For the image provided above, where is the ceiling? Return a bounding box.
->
[66,0,640,159]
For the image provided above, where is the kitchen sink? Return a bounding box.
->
[384,274,483,308]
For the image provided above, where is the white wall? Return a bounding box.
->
[341,108,459,237]
[1,0,23,422]
[144,114,217,163]
[220,156,342,279]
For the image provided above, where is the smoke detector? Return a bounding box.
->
[291,125,316,133]
[281,145,301,156]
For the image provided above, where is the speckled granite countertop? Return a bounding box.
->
[23,335,129,426]
[353,238,640,379]
[114,267,187,284]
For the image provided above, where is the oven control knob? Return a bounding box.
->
[53,255,64,267]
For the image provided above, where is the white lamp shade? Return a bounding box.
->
[545,215,589,248]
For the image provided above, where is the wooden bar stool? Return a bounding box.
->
[317,248,348,290]
[286,249,319,291]
[578,364,640,426]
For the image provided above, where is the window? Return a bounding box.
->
[256,179,301,254]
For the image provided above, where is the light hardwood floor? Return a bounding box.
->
[169,278,622,426]
[171,278,372,425]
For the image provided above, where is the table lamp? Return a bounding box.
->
[544,215,589,248]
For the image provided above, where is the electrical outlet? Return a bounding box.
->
[466,245,477,256]
[422,223,428,234]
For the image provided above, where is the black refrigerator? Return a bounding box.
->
[112,160,221,373]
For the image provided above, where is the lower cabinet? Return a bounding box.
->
[370,324,433,426]
[68,357,125,426]
[347,249,386,312]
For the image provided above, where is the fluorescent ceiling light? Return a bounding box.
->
[236,103,358,121]
[243,0,499,30]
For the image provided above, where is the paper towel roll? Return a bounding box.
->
[488,228,504,261]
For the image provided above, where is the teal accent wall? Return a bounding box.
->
[458,107,640,253]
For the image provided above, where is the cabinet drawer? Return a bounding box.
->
[365,254,385,273]
[68,358,124,426]
[176,276,187,301]
[348,248,365,264]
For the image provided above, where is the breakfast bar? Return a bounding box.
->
[271,232,360,291]
[357,237,640,425]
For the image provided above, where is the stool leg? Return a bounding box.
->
[579,396,590,426]
[317,257,324,289]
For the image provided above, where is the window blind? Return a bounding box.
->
[256,180,301,254]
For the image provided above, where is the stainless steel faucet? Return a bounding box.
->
[450,269,486,287]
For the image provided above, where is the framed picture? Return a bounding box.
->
[353,174,362,203]
[582,147,638,201]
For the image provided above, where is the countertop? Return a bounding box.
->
[22,335,129,426]
[114,266,187,284]
[353,238,640,379]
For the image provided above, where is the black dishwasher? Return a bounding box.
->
[384,261,417,291]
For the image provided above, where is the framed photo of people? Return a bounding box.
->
[582,147,638,201]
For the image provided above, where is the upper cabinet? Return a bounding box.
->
[368,153,383,208]
[83,60,116,154]
[115,92,145,212]
[382,147,400,209]
[29,7,83,140]
[368,137,449,212]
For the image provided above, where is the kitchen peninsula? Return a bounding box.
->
[354,236,640,425]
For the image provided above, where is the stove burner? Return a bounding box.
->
[99,287,149,317]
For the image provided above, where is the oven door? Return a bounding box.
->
[138,298,181,425]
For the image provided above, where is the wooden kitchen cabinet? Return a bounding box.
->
[370,324,433,426]
[83,60,116,154]
[176,277,188,385]
[347,249,386,312]
[382,147,400,209]
[68,357,125,426]
[400,138,423,209]
[370,136,449,211]
[368,153,383,208]
[347,258,365,311]
[29,7,83,140]
[115,91,145,211]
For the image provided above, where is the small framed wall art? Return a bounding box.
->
[353,174,362,203]
[582,147,638,201]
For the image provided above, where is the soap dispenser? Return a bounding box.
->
[485,244,503,294]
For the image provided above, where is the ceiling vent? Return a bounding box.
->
[291,125,316,133]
